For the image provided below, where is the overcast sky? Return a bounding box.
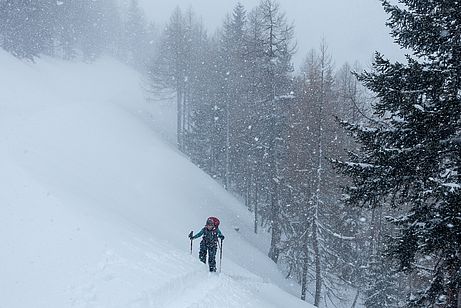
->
[138,0,405,69]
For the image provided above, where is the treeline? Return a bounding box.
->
[334,0,461,307]
[0,0,155,67]
[2,0,459,307]
[151,1,461,307]
[0,0,400,306]
[151,1,382,306]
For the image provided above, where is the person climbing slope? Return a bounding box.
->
[189,217,225,272]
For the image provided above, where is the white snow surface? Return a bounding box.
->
[0,50,311,308]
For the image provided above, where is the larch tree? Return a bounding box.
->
[251,0,295,264]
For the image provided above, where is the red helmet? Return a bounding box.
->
[206,216,220,228]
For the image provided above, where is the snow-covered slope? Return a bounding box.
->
[0,50,311,308]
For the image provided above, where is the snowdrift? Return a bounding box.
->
[0,50,311,307]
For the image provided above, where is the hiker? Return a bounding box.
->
[189,217,225,272]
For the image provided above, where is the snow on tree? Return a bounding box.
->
[334,0,461,306]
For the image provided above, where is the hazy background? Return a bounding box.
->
[137,0,405,68]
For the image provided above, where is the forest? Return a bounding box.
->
[1,0,460,307]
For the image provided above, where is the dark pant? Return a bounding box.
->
[199,240,217,272]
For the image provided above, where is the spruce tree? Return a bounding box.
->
[124,0,148,68]
[218,3,249,191]
[364,253,404,308]
[54,1,84,59]
[152,7,188,150]
[335,0,461,306]
[0,0,55,59]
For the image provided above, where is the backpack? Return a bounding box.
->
[206,216,220,228]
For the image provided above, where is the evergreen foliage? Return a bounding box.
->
[6,0,455,306]
[0,0,122,61]
[334,0,461,306]
[150,2,373,305]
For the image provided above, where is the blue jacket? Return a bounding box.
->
[192,227,224,243]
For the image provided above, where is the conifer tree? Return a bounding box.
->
[54,1,84,59]
[218,3,249,191]
[364,253,404,308]
[0,0,56,59]
[335,1,461,306]
[286,44,352,306]
[251,0,295,264]
[124,0,149,68]
[152,7,188,150]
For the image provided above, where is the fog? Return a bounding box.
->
[138,0,405,67]
[2,1,457,306]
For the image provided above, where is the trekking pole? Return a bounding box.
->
[189,231,193,255]
[219,239,223,273]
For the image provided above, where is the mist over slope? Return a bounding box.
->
[0,51,311,307]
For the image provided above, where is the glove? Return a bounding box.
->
[188,231,193,239]
[219,235,225,240]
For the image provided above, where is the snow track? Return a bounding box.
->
[0,52,311,307]
[65,236,301,308]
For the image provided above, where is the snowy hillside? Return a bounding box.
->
[0,50,311,307]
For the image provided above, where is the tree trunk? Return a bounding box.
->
[351,289,360,308]
[181,84,188,152]
[268,174,281,262]
[245,167,251,208]
[300,240,309,301]
[268,217,281,262]
[312,219,322,306]
[254,179,258,234]
[268,130,280,262]
[224,97,230,190]
[312,41,325,307]
[457,287,461,308]
[176,88,183,150]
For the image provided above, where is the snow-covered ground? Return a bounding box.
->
[0,50,312,307]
